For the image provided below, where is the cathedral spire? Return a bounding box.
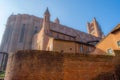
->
[43,8,51,34]
[54,17,60,24]
[93,17,97,24]
[44,7,50,16]
[43,7,50,22]
[93,17,96,21]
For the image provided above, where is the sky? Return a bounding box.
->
[0,0,120,44]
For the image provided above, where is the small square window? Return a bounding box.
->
[117,40,120,47]
[107,48,113,54]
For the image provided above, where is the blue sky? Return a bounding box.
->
[0,0,120,44]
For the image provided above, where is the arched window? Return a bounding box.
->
[19,24,25,43]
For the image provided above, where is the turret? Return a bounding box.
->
[43,8,50,33]
[54,18,60,24]
[44,8,50,22]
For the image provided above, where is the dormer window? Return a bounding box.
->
[117,40,120,47]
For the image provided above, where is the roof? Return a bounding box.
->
[54,38,95,47]
[12,14,100,44]
[49,22,101,43]
[111,24,120,33]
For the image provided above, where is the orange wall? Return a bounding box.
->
[113,31,120,50]
[53,40,95,54]
[53,40,76,53]
[96,31,120,55]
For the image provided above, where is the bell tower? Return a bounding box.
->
[87,18,104,38]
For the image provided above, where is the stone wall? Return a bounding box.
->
[5,50,117,80]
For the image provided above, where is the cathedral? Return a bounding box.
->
[0,8,103,54]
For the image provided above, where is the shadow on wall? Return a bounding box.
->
[114,50,120,80]
[90,48,107,55]
[92,50,120,80]
[92,62,120,80]
[92,72,115,80]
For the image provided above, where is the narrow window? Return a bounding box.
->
[80,45,83,53]
[19,24,25,42]
[57,34,59,38]
[88,47,91,52]
[117,40,120,47]
[34,26,38,34]
[107,48,113,54]
[5,28,10,43]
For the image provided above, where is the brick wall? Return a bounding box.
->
[63,54,114,80]
[5,50,117,80]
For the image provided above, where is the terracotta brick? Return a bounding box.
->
[5,50,117,80]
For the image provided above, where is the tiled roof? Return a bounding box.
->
[111,24,120,33]
[50,22,101,43]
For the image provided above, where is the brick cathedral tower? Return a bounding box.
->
[87,18,104,38]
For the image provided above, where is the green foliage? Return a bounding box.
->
[0,71,5,79]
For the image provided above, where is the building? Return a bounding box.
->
[96,24,120,55]
[0,8,102,54]
[87,18,104,38]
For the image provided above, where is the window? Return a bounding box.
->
[57,34,59,38]
[19,24,25,42]
[88,47,91,52]
[34,26,38,34]
[107,48,113,54]
[5,28,10,43]
[80,45,83,53]
[117,40,120,47]
[70,48,72,50]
